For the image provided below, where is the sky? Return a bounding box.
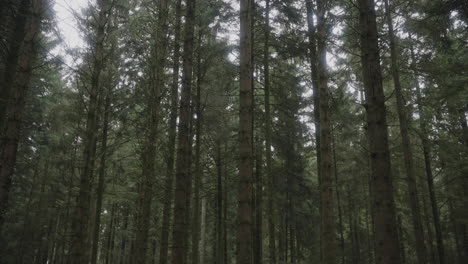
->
[53,0,88,66]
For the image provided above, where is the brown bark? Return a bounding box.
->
[237,0,253,263]
[384,2,428,263]
[357,0,401,263]
[159,0,182,263]
[0,0,43,231]
[171,0,196,263]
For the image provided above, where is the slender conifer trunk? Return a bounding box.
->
[383,2,427,263]
[357,0,401,263]
[171,0,196,263]
[237,0,253,263]
[0,0,43,232]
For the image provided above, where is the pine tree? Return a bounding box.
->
[171,0,197,263]
[69,1,111,263]
[357,0,401,263]
[237,0,253,263]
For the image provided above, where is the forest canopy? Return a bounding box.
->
[0,0,467,264]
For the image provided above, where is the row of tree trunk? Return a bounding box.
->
[1,1,466,264]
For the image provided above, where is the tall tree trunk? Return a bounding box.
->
[91,92,111,264]
[0,0,28,134]
[421,174,437,264]
[105,204,116,264]
[291,225,296,264]
[305,0,321,184]
[254,140,263,264]
[262,1,276,263]
[191,37,203,264]
[305,3,324,260]
[199,196,207,264]
[397,214,407,264]
[70,1,110,263]
[171,0,196,263]
[237,0,253,263]
[159,1,182,263]
[224,142,229,264]
[0,0,19,72]
[134,0,170,262]
[357,0,401,263]
[278,213,285,263]
[182,104,195,264]
[314,1,336,263]
[0,0,43,231]
[383,2,428,263]
[332,132,345,264]
[216,140,224,264]
[16,160,39,263]
[63,136,79,264]
[409,37,446,264]
[30,160,50,264]
[120,208,129,264]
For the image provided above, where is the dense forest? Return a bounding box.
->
[0,0,467,263]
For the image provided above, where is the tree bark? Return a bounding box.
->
[383,2,428,263]
[159,0,182,263]
[333,131,345,264]
[357,0,401,263]
[0,0,43,231]
[409,38,446,264]
[216,140,224,264]
[105,203,116,264]
[69,1,111,263]
[171,0,196,263]
[263,1,276,263]
[91,92,111,264]
[0,0,28,134]
[305,0,321,186]
[224,142,229,264]
[199,196,207,264]
[254,140,263,264]
[120,208,129,264]
[134,0,170,262]
[237,0,253,263]
[191,36,203,264]
[315,1,336,263]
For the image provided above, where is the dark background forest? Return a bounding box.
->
[0,0,467,264]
